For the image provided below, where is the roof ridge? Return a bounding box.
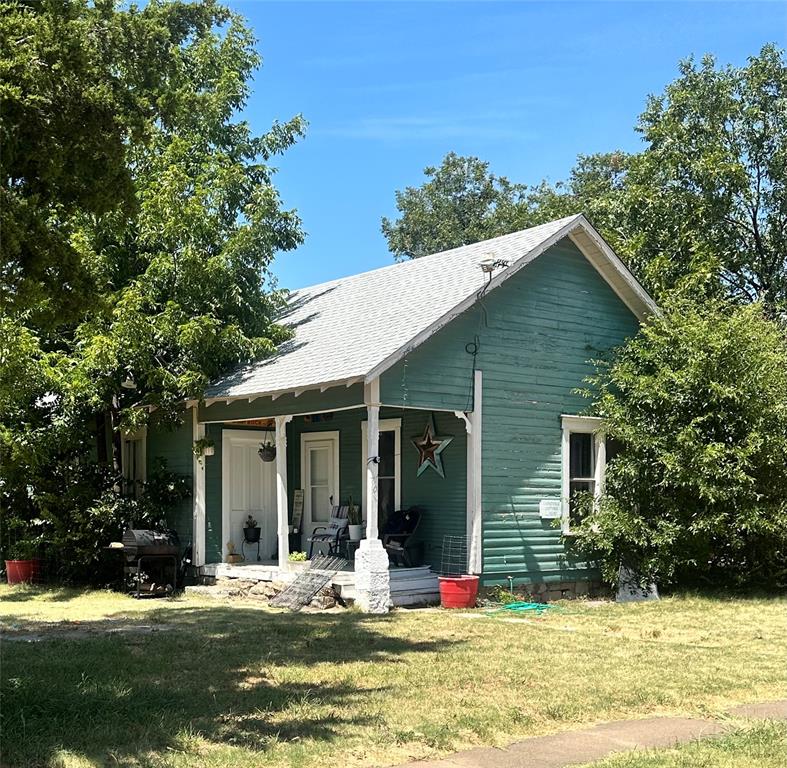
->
[288,214,584,296]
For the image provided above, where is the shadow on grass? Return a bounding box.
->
[2,603,459,766]
[0,584,97,603]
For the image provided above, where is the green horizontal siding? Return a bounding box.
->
[287,407,466,569]
[146,414,193,547]
[397,409,466,570]
[379,238,640,585]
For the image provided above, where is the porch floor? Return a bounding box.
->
[199,561,440,607]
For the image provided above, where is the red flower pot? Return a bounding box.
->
[5,559,40,585]
[438,575,480,608]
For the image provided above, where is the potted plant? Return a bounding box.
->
[5,539,40,585]
[347,499,363,541]
[258,425,276,462]
[192,436,215,459]
[225,541,243,564]
[243,515,260,543]
[288,550,308,571]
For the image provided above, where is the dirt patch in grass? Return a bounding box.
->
[1,619,177,642]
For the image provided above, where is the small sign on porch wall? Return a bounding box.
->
[539,499,562,519]
[291,489,304,533]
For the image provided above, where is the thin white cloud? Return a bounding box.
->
[319,110,540,141]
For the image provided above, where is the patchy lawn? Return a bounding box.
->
[1,587,785,767]
[579,721,787,767]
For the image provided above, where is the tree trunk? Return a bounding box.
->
[95,411,108,465]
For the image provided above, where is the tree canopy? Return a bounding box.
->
[572,298,787,587]
[381,152,531,261]
[382,45,787,313]
[0,0,304,578]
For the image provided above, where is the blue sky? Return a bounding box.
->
[228,0,786,289]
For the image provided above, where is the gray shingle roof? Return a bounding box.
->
[205,215,600,399]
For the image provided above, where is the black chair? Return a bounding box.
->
[381,507,423,567]
[307,506,349,558]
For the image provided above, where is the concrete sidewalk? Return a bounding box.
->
[400,700,787,768]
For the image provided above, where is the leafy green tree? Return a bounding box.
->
[382,46,787,313]
[0,0,303,579]
[0,0,230,330]
[626,44,787,309]
[572,299,787,587]
[380,152,531,260]
[380,150,632,261]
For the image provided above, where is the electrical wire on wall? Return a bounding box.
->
[464,259,507,413]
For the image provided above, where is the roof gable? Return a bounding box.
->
[204,215,656,401]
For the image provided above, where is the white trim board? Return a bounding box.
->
[560,414,607,535]
[361,418,402,519]
[299,430,341,537]
[192,412,206,566]
[466,371,483,574]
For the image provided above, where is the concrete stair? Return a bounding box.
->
[334,565,440,607]
[200,561,441,607]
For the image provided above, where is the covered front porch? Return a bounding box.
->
[189,375,483,612]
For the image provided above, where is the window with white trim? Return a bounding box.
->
[361,418,401,526]
[121,427,147,499]
[561,416,605,533]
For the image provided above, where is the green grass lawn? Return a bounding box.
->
[579,722,787,767]
[1,587,785,768]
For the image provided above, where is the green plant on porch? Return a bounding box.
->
[347,496,362,526]
[192,436,215,458]
[288,550,307,562]
[244,515,258,529]
[257,423,277,462]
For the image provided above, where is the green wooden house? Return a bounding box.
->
[131,214,656,610]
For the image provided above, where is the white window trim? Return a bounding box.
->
[121,426,147,498]
[561,415,606,534]
[300,430,341,533]
[361,418,401,520]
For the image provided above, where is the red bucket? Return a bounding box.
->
[5,559,40,585]
[438,575,480,608]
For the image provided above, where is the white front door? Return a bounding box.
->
[300,432,340,539]
[222,430,276,561]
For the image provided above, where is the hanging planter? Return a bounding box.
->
[192,437,215,458]
[258,425,276,462]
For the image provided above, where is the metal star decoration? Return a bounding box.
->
[411,414,453,477]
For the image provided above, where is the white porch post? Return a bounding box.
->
[365,397,380,540]
[275,415,292,571]
[355,378,391,613]
[192,407,206,567]
[466,371,483,574]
